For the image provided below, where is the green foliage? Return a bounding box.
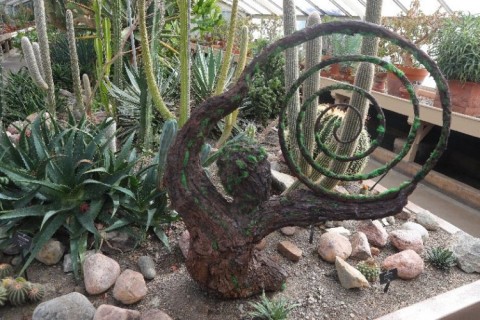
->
[356,259,380,282]
[192,46,234,103]
[49,33,96,90]
[429,13,480,83]
[240,51,285,126]
[0,114,137,278]
[426,247,457,271]
[0,263,13,280]
[2,68,46,124]
[192,0,224,39]
[248,291,299,320]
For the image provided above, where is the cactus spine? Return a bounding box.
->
[216,25,250,147]
[319,0,383,190]
[283,0,301,164]
[178,0,191,127]
[138,0,174,121]
[300,12,322,176]
[33,0,55,114]
[66,10,85,114]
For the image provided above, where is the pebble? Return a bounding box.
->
[10,255,22,266]
[113,269,148,304]
[2,243,21,255]
[83,253,121,295]
[356,220,388,247]
[94,304,140,320]
[395,208,414,220]
[450,231,480,273]
[389,229,424,253]
[278,240,302,262]
[254,238,267,251]
[326,227,351,237]
[415,209,440,231]
[138,256,156,280]
[63,250,96,273]
[280,226,297,236]
[335,257,370,289]
[35,239,65,265]
[350,232,372,260]
[317,232,352,263]
[382,249,424,279]
[399,221,429,242]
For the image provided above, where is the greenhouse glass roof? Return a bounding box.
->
[219,0,480,18]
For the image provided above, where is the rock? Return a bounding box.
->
[32,292,96,320]
[2,243,21,255]
[178,230,190,259]
[325,221,344,228]
[399,222,429,242]
[326,227,351,237]
[104,231,137,253]
[138,256,156,280]
[335,256,370,289]
[254,238,267,251]
[83,253,121,295]
[35,239,65,265]
[450,231,480,273]
[271,170,295,191]
[389,230,424,253]
[350,232,372,260]
[415,210,440,231]
[140,309,174,320]
[317,232,352,263]
[370,247,380,256]
[382,249,424,279]
[334,185,349,195]
[11,255,22,266]
[94,305,140,320]
[280,226,296,236]
[63,250,96,273]
[277,241,302,262]
[381,218,390,226]
[396,208,413,220]
[113,269,148,304]
[356,220,388,247]
[386,216,396,225]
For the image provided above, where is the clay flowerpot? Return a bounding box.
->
[434,80,480,116]
[322,55,341,79]
[373,72,388,92]
[387,65,429,98]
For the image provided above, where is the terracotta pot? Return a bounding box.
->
[373,72,388,92]
[387,65,429,98]
[434,80,480,116]
[322,55,341,78]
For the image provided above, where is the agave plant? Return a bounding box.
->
[0,113,137,278]
[192,45,235,103]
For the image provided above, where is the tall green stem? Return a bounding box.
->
[138,0,175,120]
[112,0,123,87]
[66,10,85,113]
[178,0,191,127]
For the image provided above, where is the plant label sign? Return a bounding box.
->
[12,231,32,249]
[380,268,398,293]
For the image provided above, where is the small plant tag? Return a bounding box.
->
[12,231,33,249]
[380,268,398,293]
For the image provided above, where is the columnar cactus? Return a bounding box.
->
[82,74,93,115]
[216,25,250,147]
[32,0,56,114]
[138,0,174,121]
[178,0,191,127]
[300,12,322,176]
[112,0,123,87]
[283,0,301,164]
[0,46,4,124]
[31,42,44,78]
[319,0,383,190]
[66,10,85,114]
[156,119,178,190]
[21,37,48,90]
[105,117,117,153]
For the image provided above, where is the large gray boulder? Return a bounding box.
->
[32,292,96,320]
[450,231,480,273]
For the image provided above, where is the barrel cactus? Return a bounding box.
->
[7,280,29,306]
[0,285,7,306]
[357,259,380,282]
[0,263,13,280]
[27,283,45,302]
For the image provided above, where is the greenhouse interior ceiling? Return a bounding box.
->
[219,0,480,18]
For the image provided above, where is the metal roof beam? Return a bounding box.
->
[437,0,454,14]
[392,0,408,13]
[304,0,327,15]
[220,0,264,15]
[328,0,352,16]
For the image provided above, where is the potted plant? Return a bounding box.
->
[380,0,447,97]
[322,31,362,83]
[430,13,480,116]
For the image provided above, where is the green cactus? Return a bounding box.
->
[156,119,178,190]
[21,37,48,90]
[82,74,93,115]
[105,117,117,153]
[300,12,322,176]
[178,0,191,127]
[0,284,7,306]
[66,10,85,114]
[112,0,123,87]
[7,280,29,306]
[138,0,175,121]
[32,0,56,114]
[2,277,14,289]
[31,42,45,79]
[0,264,13,280]
[27,283,45,302]
[283,0,301,164]
[319,0,383,190]
[0,46,4,124]
[357,259,380,282]
[217,25,250,147]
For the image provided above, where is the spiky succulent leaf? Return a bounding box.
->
[426,247,457,271]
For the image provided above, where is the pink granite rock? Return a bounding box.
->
[94,304,140,320]
[280,226,296,236]
[113,269,148,304]
[83,253,120,295]
[389,230,424,253]
[382,249,424,279]
[317,232,352,263]
[357,220,389,247]
[277,241,302,262]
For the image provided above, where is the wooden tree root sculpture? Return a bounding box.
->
[165,20,451,298]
